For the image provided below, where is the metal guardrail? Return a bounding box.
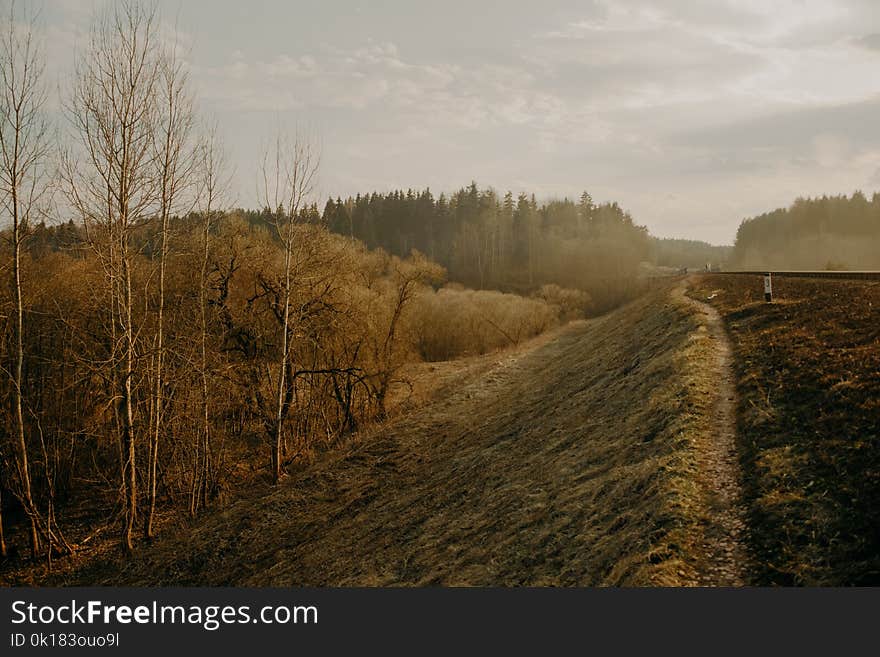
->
[705,270,880,281]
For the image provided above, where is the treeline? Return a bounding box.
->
[306,185,652,312]
[651,238,731,270]
[732,191,880,270]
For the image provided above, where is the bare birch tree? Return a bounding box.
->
[0,0,50,559]
[61,0,161,551]
[191,119,230,513]
[144,32,196,539]
[259,130,319,483]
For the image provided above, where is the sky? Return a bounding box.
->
[39,0,880,244]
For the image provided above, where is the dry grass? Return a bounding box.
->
[689,274,880,585]
[43,280,729,586]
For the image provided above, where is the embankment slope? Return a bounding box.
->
[66,281,739,586]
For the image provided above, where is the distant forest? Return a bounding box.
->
[732,191,880,270]
[315,184,652,312]
[651,238,731,270]
[240,183,722,312]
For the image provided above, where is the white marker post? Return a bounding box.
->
[764,273,772,302]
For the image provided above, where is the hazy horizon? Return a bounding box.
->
[41,0,880,244]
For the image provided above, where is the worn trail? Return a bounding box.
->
[677,278,751,586]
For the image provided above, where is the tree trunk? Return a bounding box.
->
[199,212,212,508]
[272,242,292,484]
[145,208,168,538]
[13,214,39,559]
[121,249,137,553]
[0,483,7,558]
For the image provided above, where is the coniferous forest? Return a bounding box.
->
[288,185,651,311]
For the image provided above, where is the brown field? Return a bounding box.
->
[689,274,880,585]
[34,281,740,586]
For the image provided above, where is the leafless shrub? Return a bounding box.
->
[533,284,592,321]
[408,286,562,362]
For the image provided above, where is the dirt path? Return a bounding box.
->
[676,278,751,586]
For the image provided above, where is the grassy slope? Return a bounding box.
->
[690,274,880,585]
[55,282,725,586]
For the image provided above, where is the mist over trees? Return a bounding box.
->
[732,191,880,270]
[651,238,731,271]
[317,185,653,313]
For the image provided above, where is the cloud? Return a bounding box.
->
[198,40,553,128]
[854,33,880,50]
[673,96,880,157]
[38,0,880,243]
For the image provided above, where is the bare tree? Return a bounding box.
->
[61,0,161,551]
[370,252,443,416]
[191,118,230,513]
[0,0,50,559]
[144,32,197,539]
[259,129,319,483]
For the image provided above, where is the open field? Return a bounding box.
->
[690,274,880,585]
[30,280,743,586]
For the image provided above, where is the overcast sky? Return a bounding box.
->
[42,0,880,244]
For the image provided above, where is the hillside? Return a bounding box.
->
[52,281,747,586]
[689,274,880,585]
